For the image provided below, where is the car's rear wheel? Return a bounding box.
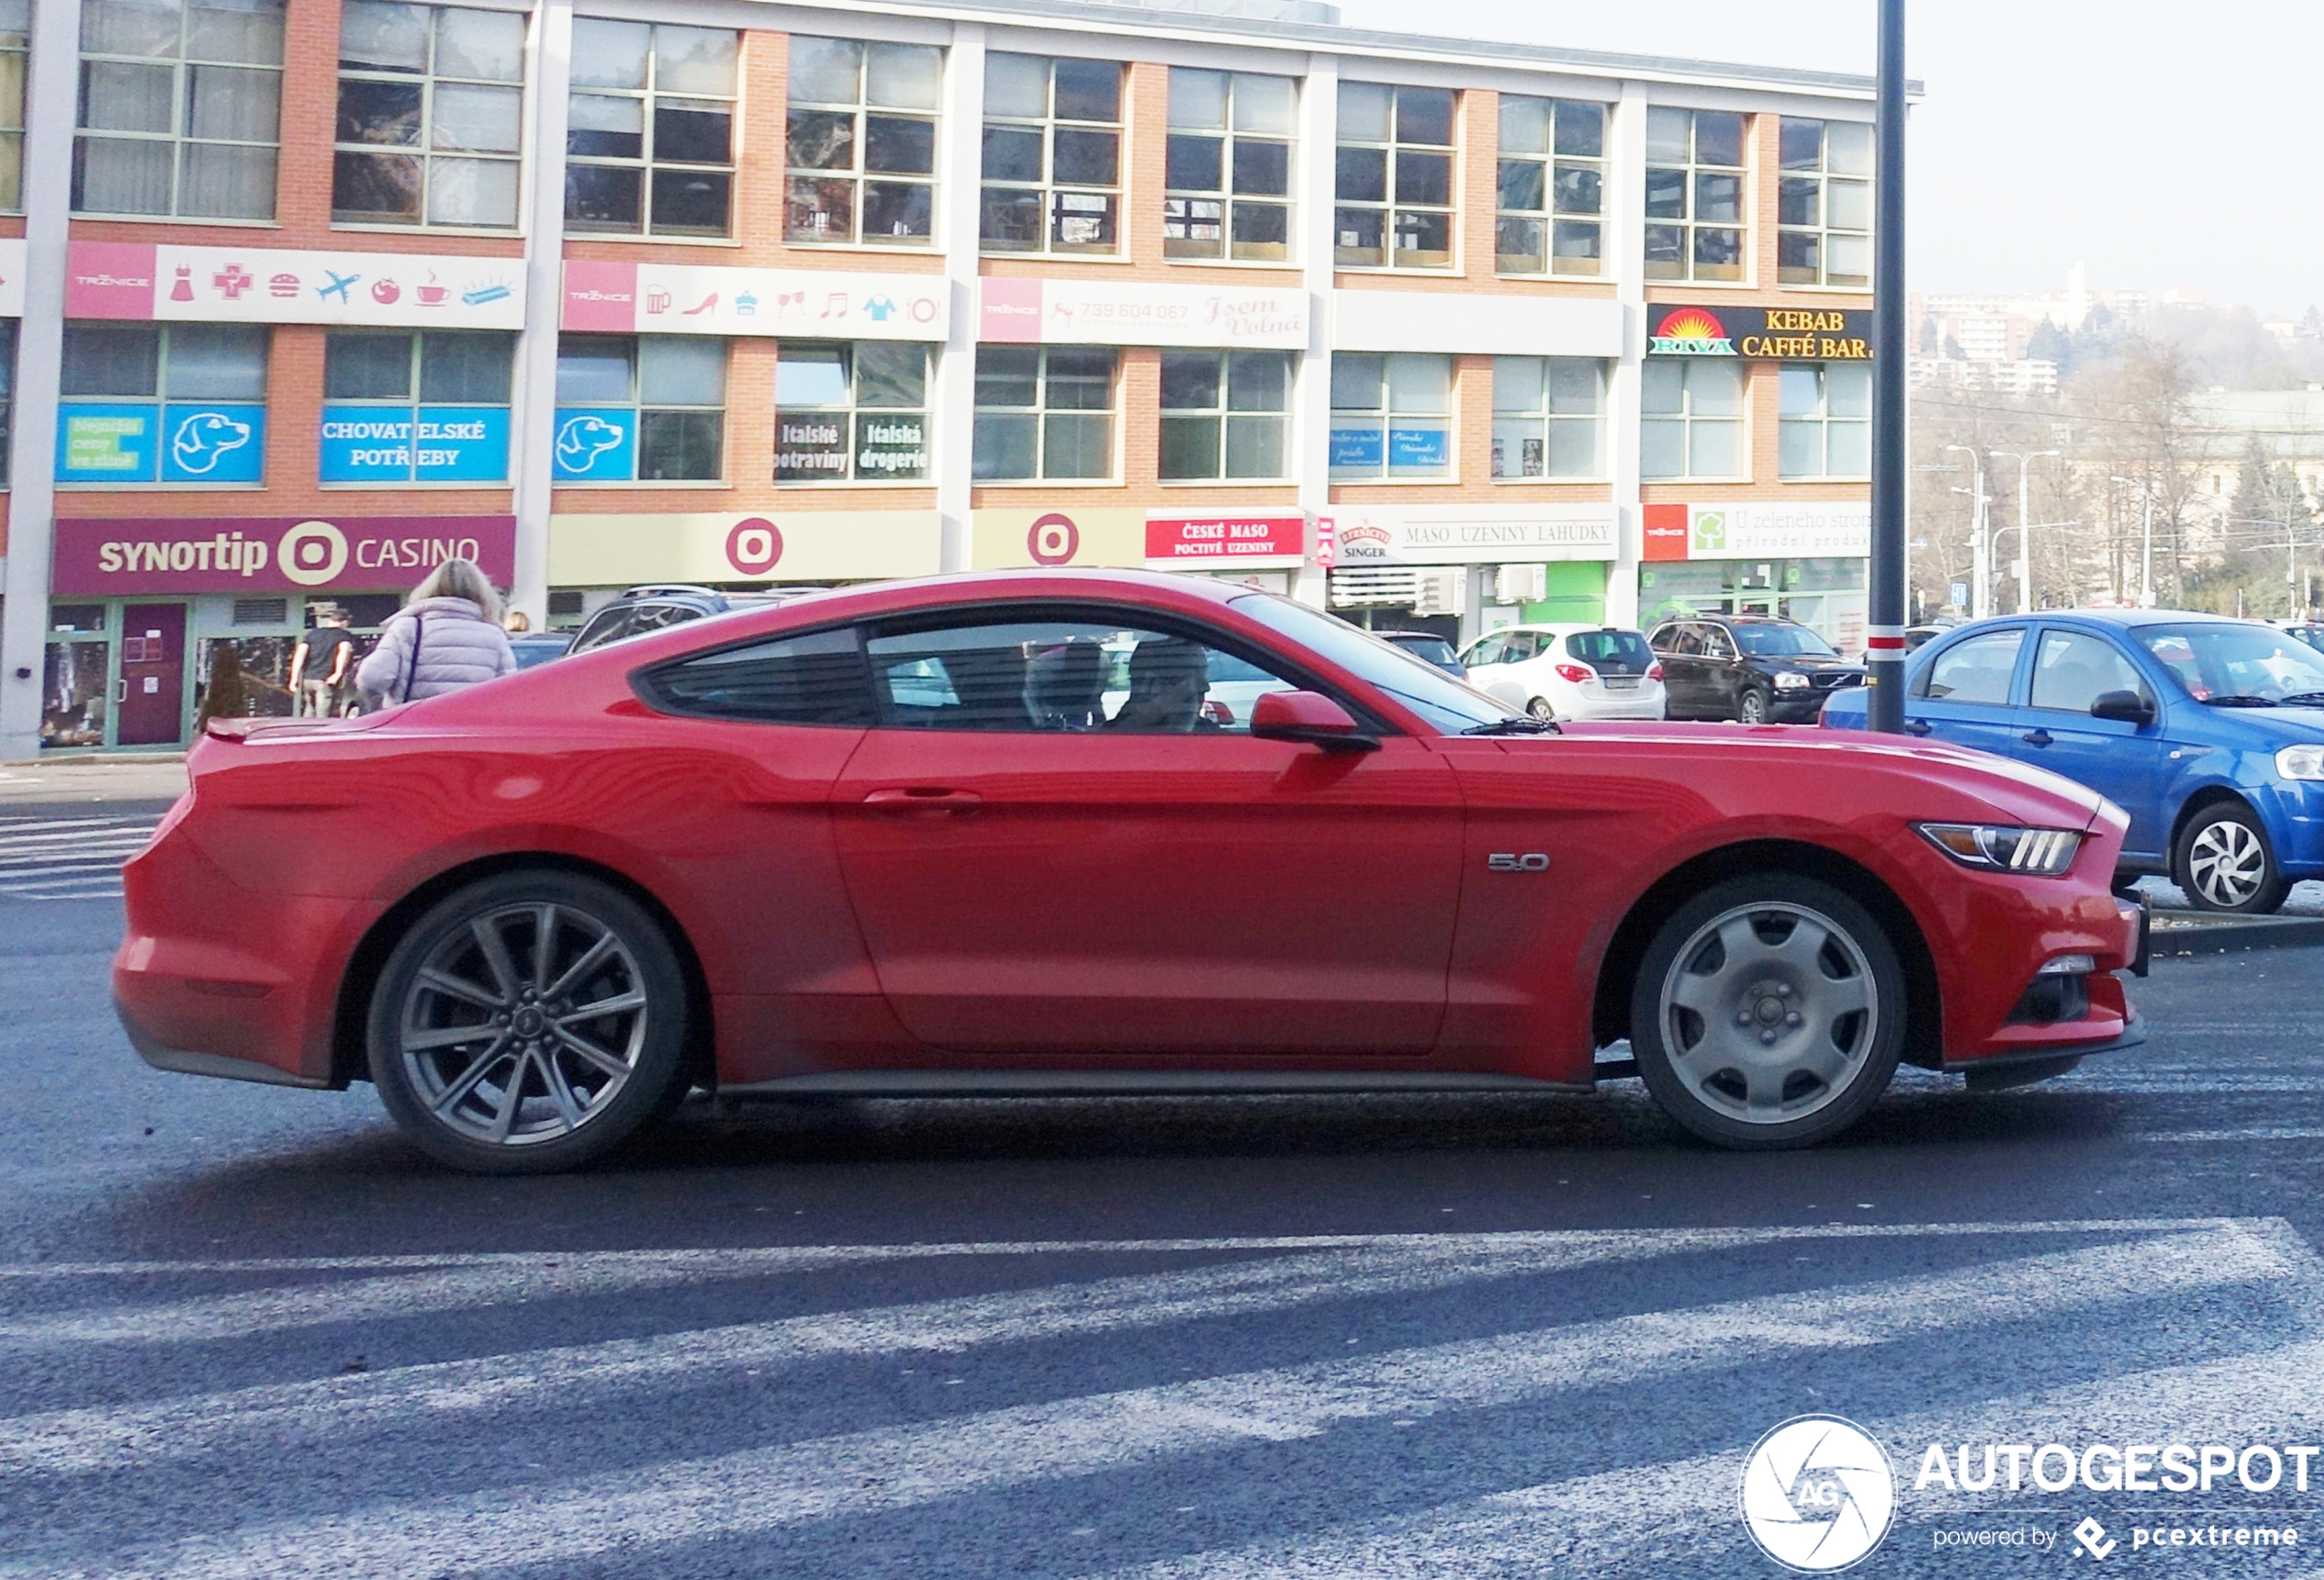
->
[367,870,690,1173]
[1526,695,1557,720]
[1737,688,1770,725]
[1629,875,1905,1149]
[2174,801,2288,914]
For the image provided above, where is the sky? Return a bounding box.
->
[1330,0,2321,317]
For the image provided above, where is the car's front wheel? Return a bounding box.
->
[2174,801,2288,914]
[367,870,691,1173]
[1737,688,1771,725]
[1629,875,1906,1149]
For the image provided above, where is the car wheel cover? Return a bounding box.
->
[1656,901,1880,1126]
[1527,696,1555,719]
[2188,818,2267,908]
[1740,693,1766,722]
[398,901,650,1146]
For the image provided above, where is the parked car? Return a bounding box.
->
[130,570,2144,1171]
[1647,615,1867,723]
[1824,608,2324,913]
[2275,621,2324,657]
[1905,624,1954,651]
[1374,630,1466,676]
[565,586,802,658]
[1459,624,1666,721]
[508,632,574,670]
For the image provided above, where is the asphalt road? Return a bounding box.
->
[5,866,2324,1577]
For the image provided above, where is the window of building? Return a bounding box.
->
[1644,107,1745,283]
[1495,96,1602,276]
[785,37,941,248]
[774,342,931,482]
[1778,117,1872,288]
[1164,69,1294,263]
[1159,350,1290,480]
[333,2,523,229]
[973,346,1114,479]
[1329,353,1450,480]
[1335,83,1454,269]
[58,323,267,483]
[320,329,513,482]
[1641,359,1744,478]
[981,53,1121,255]
[553,336,726,482]
[0,320,14,483]
[1778,363,1869,479]
[1491,358,1605,478]
[74,0,286,219]
[565,21,737,237]
[0,0,27,211]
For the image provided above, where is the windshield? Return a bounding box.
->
[2136,621,2324,703]
[1229,595,1518,732]
[1565,629,1653,673]
[1732,624,1838,659]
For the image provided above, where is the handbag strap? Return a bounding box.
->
[396,614,425,703]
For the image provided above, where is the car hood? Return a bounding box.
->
[1545,720,2115,831]
[2190,702,2324,744]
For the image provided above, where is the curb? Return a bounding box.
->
[2150,911,2324,956]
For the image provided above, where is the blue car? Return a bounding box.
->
[1824,609,2324,913]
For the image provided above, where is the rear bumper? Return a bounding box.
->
[116,1000,334,1089]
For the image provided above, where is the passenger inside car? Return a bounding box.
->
[1106,639,1215,732]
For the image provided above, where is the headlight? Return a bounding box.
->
[1774,672,1811,690]
[2276,745,2324,780]
[1917,822,2085,876]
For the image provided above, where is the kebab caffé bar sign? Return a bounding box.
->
[1648,306,1873,360]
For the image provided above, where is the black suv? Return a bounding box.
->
[1646,614,1865,723]
[565,586,803,658]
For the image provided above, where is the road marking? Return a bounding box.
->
[0,1220,2302,1580]
[0,814,156,900]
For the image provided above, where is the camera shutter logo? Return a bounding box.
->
[1028,512,1081,565]
[1738,1415,1896,1573]
[726,518,783,576]
[277,521,350,587]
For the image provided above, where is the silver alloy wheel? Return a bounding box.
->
[1655,901,1880,1125]
[1738,690,1769,724]
[397,902,650,1147]
[2188,818,2268,908]
[1527,695,1556,719]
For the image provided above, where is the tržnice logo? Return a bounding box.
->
[1740,1415,1897,1573]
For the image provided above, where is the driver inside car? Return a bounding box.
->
[1107,639,1215,732]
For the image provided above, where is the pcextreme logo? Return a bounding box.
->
[1740,1415,1898,1573]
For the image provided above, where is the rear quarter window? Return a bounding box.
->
[640,627,875,725]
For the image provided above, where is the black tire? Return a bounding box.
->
[367,870,691,1174]
[1628,874,1907,1150]
[2173,801,2288,914]
[1526,695,1557,720]
[1737,688,1771,725]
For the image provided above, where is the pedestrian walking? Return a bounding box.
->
[354,560,517,707]
[288,605,359,717]
[194,643,251,730]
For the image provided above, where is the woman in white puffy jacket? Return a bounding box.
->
[355,558,517,705]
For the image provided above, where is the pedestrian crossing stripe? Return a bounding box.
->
[0,813,157,900]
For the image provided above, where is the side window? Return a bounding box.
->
[1467,635,1503,666]
[568,606,633,652]
[1916,628,2025,704]
[1647,624,1678,653]
[1670,626,1704,657]
[2030,630,2146,714]
[642,626,874,724]
[1699,627,1734,661]
[865,616,1296,733]
[626,602,701,637]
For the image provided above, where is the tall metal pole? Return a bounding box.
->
[1865,0,1910,730]
[2141,492,2155,607]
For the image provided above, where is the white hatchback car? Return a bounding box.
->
[1459,623,1667,720]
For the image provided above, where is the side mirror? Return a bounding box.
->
[2091,689,2157,727]
[1251,690,1379,752]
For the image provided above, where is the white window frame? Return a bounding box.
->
[0,0,26,214]
[784,36,941,250]
[979,53,1124,258]
[972,345,1117,482]
[564,20,738,239]
[1329,352,1453,482]
[554,334,728,483]
[1777,362,1870,480]
[333,1,525,232]
[1494,95,1604,278]
[73,0,286,220]
[1159,349,1292,481]
[1644,107,1748,285]
[1641,358,1746,480]
[774,340,932,485]
[1778,116,1873,290]
[1490,357,1607,480]
[1164,68,1296,264]
[1334,82,1457,271]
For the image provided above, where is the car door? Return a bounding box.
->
[1459,632,1511,698]
[1696,624,1745,717]
[1906,625,2030,756]
[828,606,1466,1059]
[1649,624,1700,715]
[2017,626,2171,862]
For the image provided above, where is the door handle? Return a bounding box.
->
[113,679,128,704]
[1903,718,1931,736]
[2021,728,2054,747]
[861,786,983,816]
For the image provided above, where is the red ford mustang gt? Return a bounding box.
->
[116,571,2146,1172]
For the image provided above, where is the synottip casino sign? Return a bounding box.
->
[1649,306,1874,360]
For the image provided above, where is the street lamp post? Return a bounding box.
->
[1865,0,1908,732]
[1988,449,2058,614]
[2110,476,2156,607]
[1943,444,1987,617]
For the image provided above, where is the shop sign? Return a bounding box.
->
[1329,504,1617,566]
[52,515,516,596]
[56,403,266,484]
[1647,306,1874,360]
[1641,501,1871,561]
[318,406,510,483]
[1332,290,1624,359]
[65,241,524,329]
[971,507,1145,570]
[1144,512,1306,566]
[979,277,1308,349]
[561,260,947,342]
[552,409,636,482]
[548,511,941,585]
